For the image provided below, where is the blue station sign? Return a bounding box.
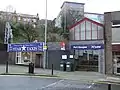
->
[71,44,104,50]
[7,42,44,52]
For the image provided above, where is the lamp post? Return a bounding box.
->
[43,0,48,69]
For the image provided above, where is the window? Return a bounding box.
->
[70,20,104,40]
[86,21,91,39]
[78,50,84,56]
[93,50,99,55]
[86,31,91,39]
[92,23,97,39]
[81,31,85,40]
[92,30,97,39]
[16,52,31,64]
[86,21,91,31]
[75,50,79,59]
[98,26,103,39]
[75,25,80,40]
[98,29,103,39]
[80,21,85,40]
[98,26,103,31]
[92,23,97,31]
[81,21,85,31]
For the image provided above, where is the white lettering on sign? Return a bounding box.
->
[8,43,44,52]
[91,45,101,49]
[13,47,22,51]
[38,46,43,50]
[27,47,37,51]
[73,46,87,49]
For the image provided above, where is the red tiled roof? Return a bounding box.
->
[69,17,104,30]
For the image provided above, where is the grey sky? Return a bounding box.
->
[0,0,120,20]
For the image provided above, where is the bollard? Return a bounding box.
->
[108,84,111,90]
[6,60,8,73]
[51,64,53,75]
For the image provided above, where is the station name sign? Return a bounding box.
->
[71,44,104,50]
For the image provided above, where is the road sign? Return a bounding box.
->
[60,42,65,50]
[43,45,47,50]
[60,42,65,47]
[7,42,44,52]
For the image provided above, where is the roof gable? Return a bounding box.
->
[69,17,104,30]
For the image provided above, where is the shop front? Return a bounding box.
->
[69,40,105,73]
[15,52,32,65]
[7,42,44,66]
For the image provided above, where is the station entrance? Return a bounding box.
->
[75,50,99,71]
[70,42,105,73]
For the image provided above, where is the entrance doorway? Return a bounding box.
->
[35,54,43,68]
[75,50,99,71]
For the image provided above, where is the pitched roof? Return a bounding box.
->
[69,17,104,30]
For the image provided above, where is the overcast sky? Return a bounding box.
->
[0,0,120,20]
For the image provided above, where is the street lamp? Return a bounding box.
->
[4,5,14,44]
[43,0,48,69]
[4,5,14,73]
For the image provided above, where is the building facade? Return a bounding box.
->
[0,11,39,27]
[55,1,85,29]
[55,1,104,29]
[112,20,120,74]
[69,17,105,73]
[38,16,105,73]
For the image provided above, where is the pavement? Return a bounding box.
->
[0,65,120,84]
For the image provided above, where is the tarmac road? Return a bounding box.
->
[0,75,119,90]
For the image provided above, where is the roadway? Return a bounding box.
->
[0,75,119,90]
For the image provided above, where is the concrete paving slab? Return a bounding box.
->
[0,65,120,84]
